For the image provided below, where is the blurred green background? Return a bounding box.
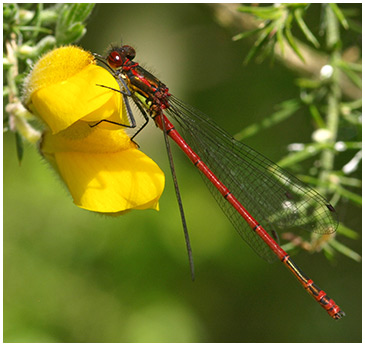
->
[4,4,361,343]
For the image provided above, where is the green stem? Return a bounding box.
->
[318,5,341,198]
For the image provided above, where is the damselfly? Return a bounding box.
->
[94,44,344,320]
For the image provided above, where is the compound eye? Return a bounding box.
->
[108,51,122,68]
[122,45,136,60]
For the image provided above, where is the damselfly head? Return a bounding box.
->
[122,45,136,60]
[107,45,136,69]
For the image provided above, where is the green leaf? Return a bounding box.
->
[18,26,53,34]
[257,36,276,63]
[3,3,19,22]
[294,8,320,48]
[338,176,362,188]
[28,3,44,42]
[18,35,56,58]
[342,99,362,110]
[232,27,263,41]
[329,238,361,262]
[237,5,281,20]
[64,23,86,44]
[338,61,362,89]
[296,174,335,190]
[347,17,362,34]
[329,3,349,30]
[277,143,329,168]
[55,3,94,44]
[295,78,322,89]
[323,244,335,261]
[234,99,301,141]
[244,22,275,64]
[275,27,285,55]
[3,86,9,98]
[38,8,59,25]
[336,186,362,205]
[308,104,326,128]
[71,3,95,22]
[336,223,360,240]
[325,4,340,49]
[345,62,362,73]
[284,21,305,62]
[337,141,362,150]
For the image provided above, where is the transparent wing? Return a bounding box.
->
[166,96,338,263]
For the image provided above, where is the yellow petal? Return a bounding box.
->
[40,123,165,213]
[53,149,165,213]
[41,121,136,153]
[29,64,126,133]
[23,46,95,103]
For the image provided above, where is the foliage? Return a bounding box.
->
[3,3,95,161]
[231,3,361,261]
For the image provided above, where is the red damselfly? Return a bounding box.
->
[94,44,344,320]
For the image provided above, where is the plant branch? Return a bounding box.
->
[207,3,361,100]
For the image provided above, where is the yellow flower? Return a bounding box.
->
[23,46,165,214]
